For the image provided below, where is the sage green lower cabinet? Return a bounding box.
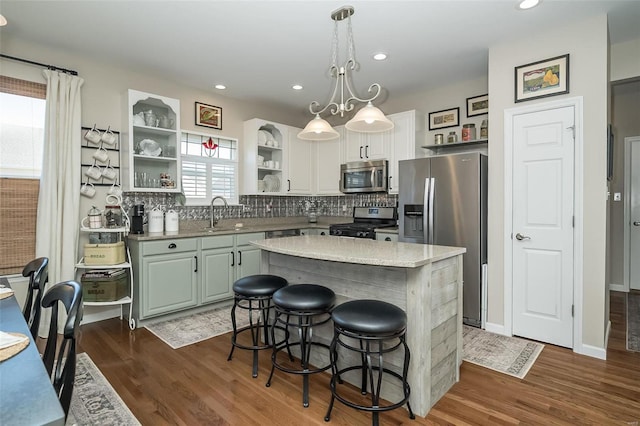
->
[129,232,265,323]
[235,233,263,279]
[201,235,235,304]
[137,238,198,318]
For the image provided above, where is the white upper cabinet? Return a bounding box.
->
[285,127,314,194]
[122,89,181,192]
[315,126,343,195]
[242,119,287,194]
[387,110,421,194]
[343,129,389,162]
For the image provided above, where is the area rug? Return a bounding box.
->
[145,305,250,349]
[462,325,544,379]
[67,353,140,426]
[627,291,640,352]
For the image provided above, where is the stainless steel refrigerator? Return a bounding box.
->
[398,153,488,327]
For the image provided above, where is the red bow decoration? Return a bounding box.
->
[202,137,218,156]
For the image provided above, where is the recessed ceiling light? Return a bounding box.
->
[292,84,303,90]
[214,84,226,90]
[0,14,8,26]
[517,0,541,10]
[373,53,387,61]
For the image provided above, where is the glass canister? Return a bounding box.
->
[447,131,458,143]
[480,119,489,139]
[462,123,476,141]
[104,205,122,228]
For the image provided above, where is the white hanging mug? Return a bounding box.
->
[84,126,102,144]
[93,146,109,163]
[102,165,117,180]
[85,164,102,180]
[101,127,117,146]
[80,182,95,198]
[108,181,122,197]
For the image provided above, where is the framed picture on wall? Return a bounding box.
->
[514,54,569,103]
[466,94,488,117]
[195,102,222,130]
[428,107,460,130]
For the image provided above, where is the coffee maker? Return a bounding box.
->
[131,204,145,234]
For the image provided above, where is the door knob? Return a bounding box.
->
[515,233,531,241]
[634,221,640,226]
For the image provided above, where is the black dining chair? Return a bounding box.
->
[42,280,83,418]
[22,257,49,339]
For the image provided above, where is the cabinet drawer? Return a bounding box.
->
[236,232,265,246]
[201,235,234,250]
[142,238,197,256]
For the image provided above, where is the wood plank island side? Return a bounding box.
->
[250,235,465,417]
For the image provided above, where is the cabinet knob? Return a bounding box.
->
[168,243,177,249]
[320,231,326,236]
[385,237,391,241]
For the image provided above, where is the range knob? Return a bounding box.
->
[332,229,342,236]
[356,231,368,238]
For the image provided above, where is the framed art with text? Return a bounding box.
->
[428,107,460,130]
[515,54,569,103]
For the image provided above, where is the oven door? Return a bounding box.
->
[340,160,388,193]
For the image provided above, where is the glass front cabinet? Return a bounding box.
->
[122,89,181,192]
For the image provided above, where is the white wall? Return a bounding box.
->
[610,38,640,82]
[487,15,609,349]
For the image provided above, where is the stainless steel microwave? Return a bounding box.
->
[340,160,388,193]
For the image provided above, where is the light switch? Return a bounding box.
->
[614,192,622,201]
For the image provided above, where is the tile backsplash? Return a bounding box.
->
[122,193,398,221]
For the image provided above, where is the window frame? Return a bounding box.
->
[180,129,239,206]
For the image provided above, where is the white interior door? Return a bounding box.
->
[512,105,575,348]
[625,137,640,290]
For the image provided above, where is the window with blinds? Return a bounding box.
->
[0,75,46,275]
[180,131,238,204]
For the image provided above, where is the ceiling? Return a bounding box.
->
[1,1,639,114]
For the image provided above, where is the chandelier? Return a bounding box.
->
[297,6,393,141]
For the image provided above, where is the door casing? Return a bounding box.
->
[623,136,640,292]
[503,96,584,354]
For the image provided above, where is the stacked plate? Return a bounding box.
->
[138,139,162,156]
[257,130,272,146]
[263,174,281,192]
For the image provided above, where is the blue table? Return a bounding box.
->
[0,277,65,425]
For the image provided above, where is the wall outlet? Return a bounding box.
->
[614,192,622,201]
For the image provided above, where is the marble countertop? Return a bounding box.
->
[126,218,348,241]
[251,235,465,268]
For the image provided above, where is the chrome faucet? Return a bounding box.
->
[210,196,228,228]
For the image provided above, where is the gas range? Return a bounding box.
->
[329,207,397,239]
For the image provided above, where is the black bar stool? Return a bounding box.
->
[266,284,336,407]
[227,274,288,378]
[324,299,415,426]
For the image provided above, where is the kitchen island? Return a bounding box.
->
[251,235,465,417]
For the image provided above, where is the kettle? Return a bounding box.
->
[158,115,175,129]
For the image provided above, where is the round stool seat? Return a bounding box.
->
[273,284,336,311]
[233,274,287,297]
[332,299,407,336]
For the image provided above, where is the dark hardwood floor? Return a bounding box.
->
[76,292,640,425]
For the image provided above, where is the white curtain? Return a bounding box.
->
[36,69,84,336]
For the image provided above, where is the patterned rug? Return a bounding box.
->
[628,292,640,352]
[145,305,250,349]
[67,353,140,426]
[463,325,544,379]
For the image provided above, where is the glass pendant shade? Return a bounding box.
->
[345,102,394,133]
[298,114,340,141]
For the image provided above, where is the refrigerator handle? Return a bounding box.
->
[428,177,435,244]
[423,177,430,242]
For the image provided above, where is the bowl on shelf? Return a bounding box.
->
[138,139,162,156]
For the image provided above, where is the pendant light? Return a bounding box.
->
[298,6,393,141]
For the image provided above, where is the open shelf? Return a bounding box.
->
[84,296,132,306]
[422,139,488,150]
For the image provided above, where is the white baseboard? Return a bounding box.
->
[609,282,627,292]
[575,342,607,360]
[484,322,507,335]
